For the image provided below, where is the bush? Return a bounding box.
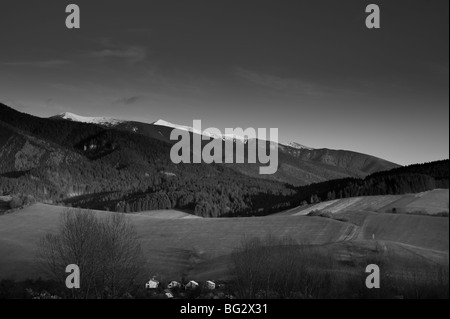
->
[22,195,36,206]
[195,202,219,217]
[435,212,449,217]
[37,209,146,299]
[231,235,449,299]
[231,235,336,299]
[307,210,333,219]
[9,196,24,209]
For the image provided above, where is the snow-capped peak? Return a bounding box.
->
[153,119,203,135]
[283,142,314,150]
[51,112,124,127]
[152,119,248,143]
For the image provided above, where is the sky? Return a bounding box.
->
[0,0,448,165]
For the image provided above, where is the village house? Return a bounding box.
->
[164,289,174,299]
[185,280,199,290]
[167,281,182,289]
[206,281,216,290]
[145,278,159,289]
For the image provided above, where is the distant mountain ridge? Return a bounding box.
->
[0,120,81,175]
[0,104,400,187]
[282,142,314,150]
[152,119,248,142]
[48,110,400,185]
[50,112,125,127]
[0,102,442,218]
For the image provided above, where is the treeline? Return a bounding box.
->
[0,103,104,148]
[0,121,295,217]
[292,160,449,206]
[67,160,448,218]
[369,159,449,188]
[0,104,297,217]
[1,159,295,218]
[1,103,448,218]
[65,169,295,217]
[1,149,447,217]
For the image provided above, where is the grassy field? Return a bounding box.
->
[135,210,202,219]
[358,213,449,251]
[285,189,449,216]
[0,203,356,281]
[0,193,448,284]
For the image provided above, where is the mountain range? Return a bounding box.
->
[0,102,406,216]
[51,112,125,127]
[49,109,399,185]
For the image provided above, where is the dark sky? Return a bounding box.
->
[0,0,448,165]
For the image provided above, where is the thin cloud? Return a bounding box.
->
[113,95,145,105]
[234,68,364,97]
[88,46,148,64]
[234,68,321,96]
[2,60,70,68]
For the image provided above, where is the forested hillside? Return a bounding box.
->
[291,160,449,207]
[0,103,295,217]
[1,103,447,217]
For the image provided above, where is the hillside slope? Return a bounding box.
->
[284,189,449,216]
[0,204,356,280]
[0,203,447,281]
[137,119,400,185]
[48,108,400,186]
[1,103,296,217]
[0,121,82,175]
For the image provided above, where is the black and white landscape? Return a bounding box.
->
[0,0,448,300]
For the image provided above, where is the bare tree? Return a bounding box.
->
[97,213,145,298]
[231,235,335,299]
[37,209,145,299]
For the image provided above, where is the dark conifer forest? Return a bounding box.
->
[1,103,448,217]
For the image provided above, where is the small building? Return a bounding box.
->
[185,280,199,289]
[145,278,159,289]
[167,281,182,289]
[164,289,174,299]
[206,281,216,290]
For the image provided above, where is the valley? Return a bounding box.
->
[0,102,407,218]
[0,190,448,283]
[0,102,448,298]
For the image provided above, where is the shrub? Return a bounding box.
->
[231,235,449,299]
[231,235,336,299]
[307,210,333,219]
[36,209,146,299]
[9,196,23,209]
